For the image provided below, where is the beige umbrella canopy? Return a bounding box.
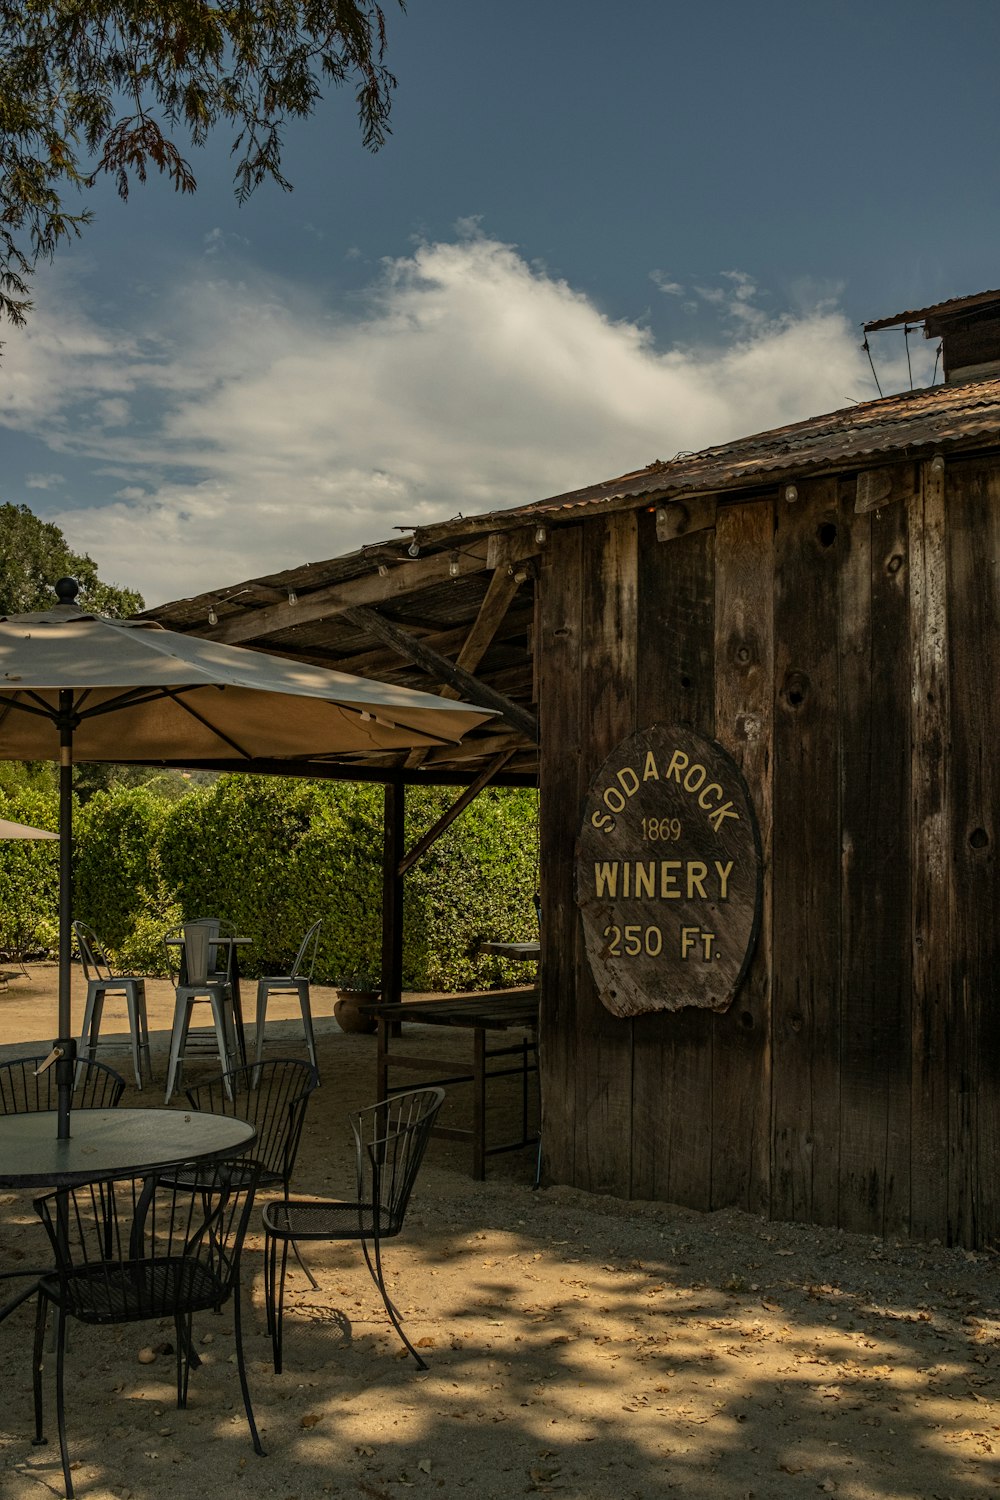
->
[0,578,495,1135]
[0,819,56,840]
[0,594,489,761]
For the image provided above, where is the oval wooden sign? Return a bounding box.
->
[575,724,762,1018]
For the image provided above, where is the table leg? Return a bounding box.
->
[229,950,248,1069]
[376,1016,389,1103]
[472,1028,486,1181]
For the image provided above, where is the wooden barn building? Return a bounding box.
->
[149,289,1000,1249]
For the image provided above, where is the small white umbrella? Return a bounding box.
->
[0,578,495,1135]
[0,819,57,840]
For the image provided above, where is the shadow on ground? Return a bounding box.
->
[0,1001,997,1498]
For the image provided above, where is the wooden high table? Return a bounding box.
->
[366,989,540,1180]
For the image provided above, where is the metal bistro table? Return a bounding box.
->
[0,1107,256,1324]
[366,989,539,1180]
[0,1107,256,1190]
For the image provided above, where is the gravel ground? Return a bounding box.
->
[0,964,997,1499]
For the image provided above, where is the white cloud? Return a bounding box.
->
[95,398,130,427]
[25,472,65,490]
[0,235,920,607]
[650,270,684,296]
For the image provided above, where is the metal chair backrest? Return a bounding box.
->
[186,916,236,980]
[180,921,215,986]
[34,1159,262,1317]
[185,1059,318,1189]
[351,1086,445,1237]
[72,920,112,984]
[0,1055,126,1114]
[290,920,322,981]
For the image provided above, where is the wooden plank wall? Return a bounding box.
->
[537,455,1000,1247]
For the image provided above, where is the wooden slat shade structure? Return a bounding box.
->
[144,347,1000,1247]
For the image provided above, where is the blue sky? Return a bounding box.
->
[2,0,999,605]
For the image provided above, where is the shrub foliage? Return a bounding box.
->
[0,774,539,989]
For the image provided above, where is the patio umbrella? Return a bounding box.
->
[0,578,495,1137]
[0,819,57,840]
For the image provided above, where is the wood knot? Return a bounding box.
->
[781,670,810,711]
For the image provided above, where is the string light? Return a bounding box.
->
[287,589,297,606]
[207,606,218,626]
[449,553,460,577]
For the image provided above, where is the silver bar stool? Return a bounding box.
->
[73,921,152,1089]
[164,923,237,1102]
[254,921,322,1080]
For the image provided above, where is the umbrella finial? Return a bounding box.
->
[54,577,79,605]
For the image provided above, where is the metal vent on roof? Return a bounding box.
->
[865,289,1000,385]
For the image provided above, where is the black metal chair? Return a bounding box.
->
[181,1058,318,1196]
[32,1161,264,1498]
[262,1085,445,1373]
[0,1055,126,1115]
[0,1056,128,1328]
[171,1058,318,1292]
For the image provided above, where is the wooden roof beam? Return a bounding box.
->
[419,729,529,764]
[404,559,530,769]
[204,540,491,645]
[334,603,534,678]
[343,604,539,743]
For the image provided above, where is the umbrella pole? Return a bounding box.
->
[55,690,77,1140]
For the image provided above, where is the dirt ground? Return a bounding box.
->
[0,963,998,1500]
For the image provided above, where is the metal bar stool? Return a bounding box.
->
[164,923,237,1103]
[254,921,322,1080]
[73,921,152,1089]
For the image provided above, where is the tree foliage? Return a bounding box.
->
[0,1,405,326]
[0,501,143,615]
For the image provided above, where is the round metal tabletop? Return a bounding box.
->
[0,1107,256,1189]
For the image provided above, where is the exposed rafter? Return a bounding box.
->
[343,604,539,743]
[203,541,491,645]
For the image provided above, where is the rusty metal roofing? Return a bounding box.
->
[864,289,1000,333]
[411,377,1000,545]
[144,371,1000,786]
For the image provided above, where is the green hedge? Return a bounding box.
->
[0,783,59,956]
[6,774,539,990]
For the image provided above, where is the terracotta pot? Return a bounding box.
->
[333,989,379,1034]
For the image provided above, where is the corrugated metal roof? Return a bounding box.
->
[412,377,1000,544]
[864,289,1000,333]
[144,369,1000,786]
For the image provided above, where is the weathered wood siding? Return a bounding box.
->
[537,454,1000,1247]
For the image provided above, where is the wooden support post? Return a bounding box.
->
[381,780,405,1018]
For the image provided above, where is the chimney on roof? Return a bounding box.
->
[864,289,1000,386]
